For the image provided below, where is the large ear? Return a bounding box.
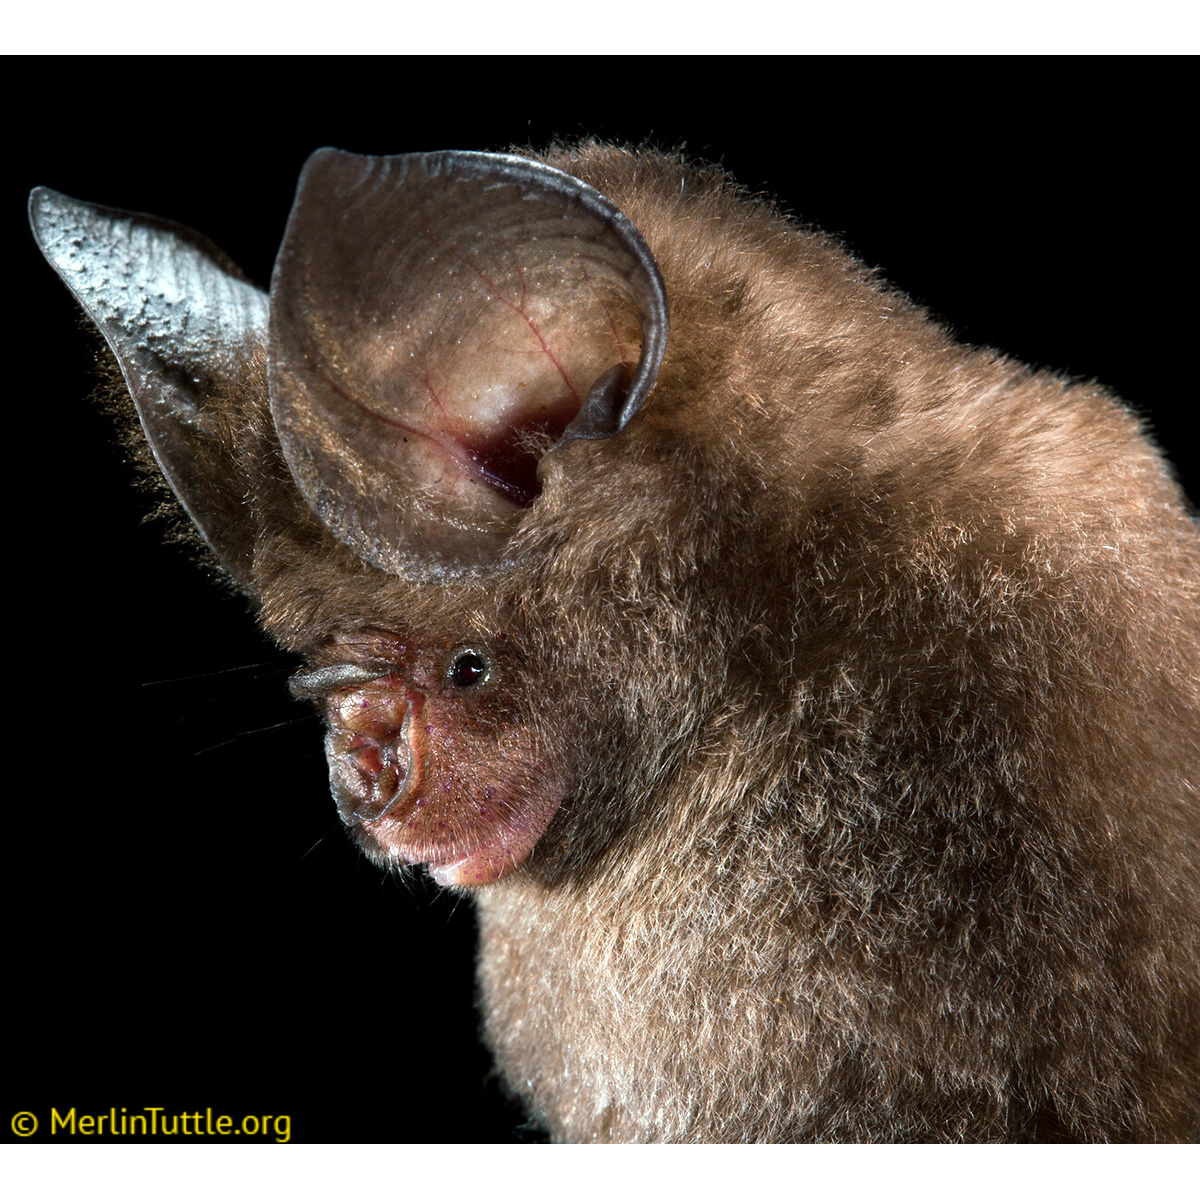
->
[29,188,267,584]
[269,149,668,578]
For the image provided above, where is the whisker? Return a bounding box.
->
[193,713,320,756]
[296,836,328,864]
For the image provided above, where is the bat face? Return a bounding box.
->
[289,626,570,887]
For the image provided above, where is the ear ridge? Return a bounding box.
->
[419,150,670,443]
[29,188,267,583]
[268,149,669,580]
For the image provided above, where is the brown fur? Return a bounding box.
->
[68,144,1200,1139]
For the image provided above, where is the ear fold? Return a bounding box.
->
[29,188,266,584]
[269,149,668,578]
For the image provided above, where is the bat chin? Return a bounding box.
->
[348,791,563,888]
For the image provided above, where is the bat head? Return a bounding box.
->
[30,148,671,886]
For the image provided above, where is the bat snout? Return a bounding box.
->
[305,639,568,888]
[324,678,425,826]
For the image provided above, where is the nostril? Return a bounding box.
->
[349,740,385,777]
[337,726,416,822]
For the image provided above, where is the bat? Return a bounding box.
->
[30,142,1200,1141]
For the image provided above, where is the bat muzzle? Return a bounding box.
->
[323,677,425,827]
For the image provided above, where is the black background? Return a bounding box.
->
[9,60,1194,1143]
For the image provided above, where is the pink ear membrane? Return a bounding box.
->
[268,149,668,578]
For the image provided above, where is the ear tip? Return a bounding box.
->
[29,189,123,260]
[28,184,60,206]
[298,145,357,180]
[29,188,103,273]
[28,186,73,241]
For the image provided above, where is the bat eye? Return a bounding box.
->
[448,648,490,690]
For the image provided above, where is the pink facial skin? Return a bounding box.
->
[311,632,568,887]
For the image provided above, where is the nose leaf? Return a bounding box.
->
[325,679,424,824]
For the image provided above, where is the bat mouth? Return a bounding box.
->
[352,795,564,890]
